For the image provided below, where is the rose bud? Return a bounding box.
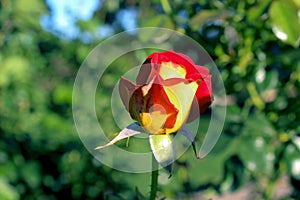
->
[119,51,213,135]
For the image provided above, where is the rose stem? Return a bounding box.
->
[149,154,158,200]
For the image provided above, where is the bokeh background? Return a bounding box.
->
[0,0,299,199]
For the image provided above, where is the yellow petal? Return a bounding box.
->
[159,62,186,79]
[163,81,198,134]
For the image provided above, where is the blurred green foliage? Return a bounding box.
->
[0,0,299,199]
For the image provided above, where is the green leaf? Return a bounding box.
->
[189,10,227,31]
[0,161,18,182]
[0,178,20,200]
[247,82,265,110]
[0,56,30,87]
[247,0,272,22]
[20,161,41,189]
[269,0,300,47]
[135,187,146,200]
[53,84,73,104]
[255,68,279,91]
[138,15,174,42]
[242,114,276,138]
[237,136,274,174]
[160,0,172,14]
[15,0,47,28]
[284,144,300,180]
[293,0,300,7]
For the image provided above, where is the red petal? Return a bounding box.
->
[147,51,202,80]
[129,76,178,131]
[134,51,213,124]
[136,59,158,85]
[195,65,209,76]
[149,78,178,129]
[186,76,213,123]
[119,77,136,111]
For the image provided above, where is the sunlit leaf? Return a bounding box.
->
[284,144,300,180]
[189,10,227,31]
[238,136,274,174]
[247,0,272,22]
[255,69,278,91]
[0,56,30,87]
[138,15,174,42]
[15,0,47,27]
[53,84,73,104]
[0,178,19,200]
[269,0,300,47]
[160,0,172,14]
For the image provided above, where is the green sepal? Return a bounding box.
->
[178,126,199,159]
[95,122,143,150]
[149,134,175,175]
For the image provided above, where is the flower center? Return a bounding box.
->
[140,104,168,134]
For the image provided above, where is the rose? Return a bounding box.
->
[119,51,213,135]
[96,50,214,173]
[119,51,213,134]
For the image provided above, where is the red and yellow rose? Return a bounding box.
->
[119,51,213,135]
